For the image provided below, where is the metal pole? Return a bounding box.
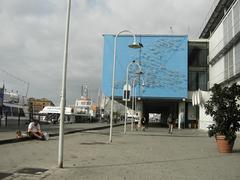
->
[124,66,129,134]
[58,0,71,168]
[109,34,117,143]
[131,80,135,131]
[109,30,137,143]
[124,61,140,134]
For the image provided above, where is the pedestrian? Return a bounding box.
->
[167,114,174,134]
[134,117,139,131]
[145,116,149,129]
[141,116,146,131]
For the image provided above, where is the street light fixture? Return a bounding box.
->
[58,0,71,168]
[109,30,142,143]
[124,61,142,134]
[131,76,145,131]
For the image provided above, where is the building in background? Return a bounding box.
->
[195,0,240,129]
[102,35,208,128]
[200,0,239,87]
[0,88,28,120]
[28,98,54,114]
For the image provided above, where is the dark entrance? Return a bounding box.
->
[142,99,179,127]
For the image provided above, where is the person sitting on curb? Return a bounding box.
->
[28,119,44,140]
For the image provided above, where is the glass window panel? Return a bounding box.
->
[228,11,233,41]
[188,42,208,67]
[229,48,234,77]
[235,42,240,73]
[223,17,228,45]
[224,53,229,80]
[233,1,240,35]
[198,72,207,90]
[189,71,197,91]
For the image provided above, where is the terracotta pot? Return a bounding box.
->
[215,135,234,153]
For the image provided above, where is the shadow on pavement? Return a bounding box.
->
[130,133,207,138]
[63,155,224,169]
[80,142,108,145]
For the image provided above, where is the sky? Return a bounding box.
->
[0,0,215,105]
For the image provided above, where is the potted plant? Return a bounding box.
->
[204,83,240,153]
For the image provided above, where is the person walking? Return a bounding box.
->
[141,116,146,131]
[167,114,174,134]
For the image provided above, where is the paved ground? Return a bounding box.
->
[0,125,239,180]
[0,119,115,142]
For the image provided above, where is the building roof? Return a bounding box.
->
[199,0,235,39]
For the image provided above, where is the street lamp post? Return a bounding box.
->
[131,79,135,131]
[131,76,145,131]
[58,0,71,168]
[109,30,142,143]
[124,61,142,134]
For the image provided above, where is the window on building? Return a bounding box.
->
[188,42,208,67]
[189,72,197,90]
[188,41,209,91]
[223,10,233,45]
[188,71,207,91]
[233,0,240,35]
[235,41,240,73]
[198,72,207,90]
[224,48,234,80]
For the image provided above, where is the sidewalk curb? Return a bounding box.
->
[0,123,123,145]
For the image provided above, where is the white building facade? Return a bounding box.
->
[208,0,240,87]
[198,0,240,129]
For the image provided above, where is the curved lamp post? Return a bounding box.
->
[124,61,142,134]
[131,75,145,131]
[109,30,142,143]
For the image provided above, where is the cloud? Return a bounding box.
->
[0,0,214,104]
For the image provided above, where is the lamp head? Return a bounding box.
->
[136,71,143,75]
[128,42,143,49]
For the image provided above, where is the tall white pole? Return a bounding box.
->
[58,0,71,168]
[124,67,129,134]
[109,30,138,143]
[124,62,142,134]
[131,80,135,131]
[109,34,117,143]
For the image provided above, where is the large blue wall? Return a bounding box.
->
[102,35,188,99]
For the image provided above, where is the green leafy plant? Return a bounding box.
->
[204,83,240,143]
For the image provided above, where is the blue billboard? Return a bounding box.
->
[102,35,188,99]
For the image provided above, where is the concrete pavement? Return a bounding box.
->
[0,119,122,144]
[0,125,239,180]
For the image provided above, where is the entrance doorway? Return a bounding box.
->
[142,99,178,127]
